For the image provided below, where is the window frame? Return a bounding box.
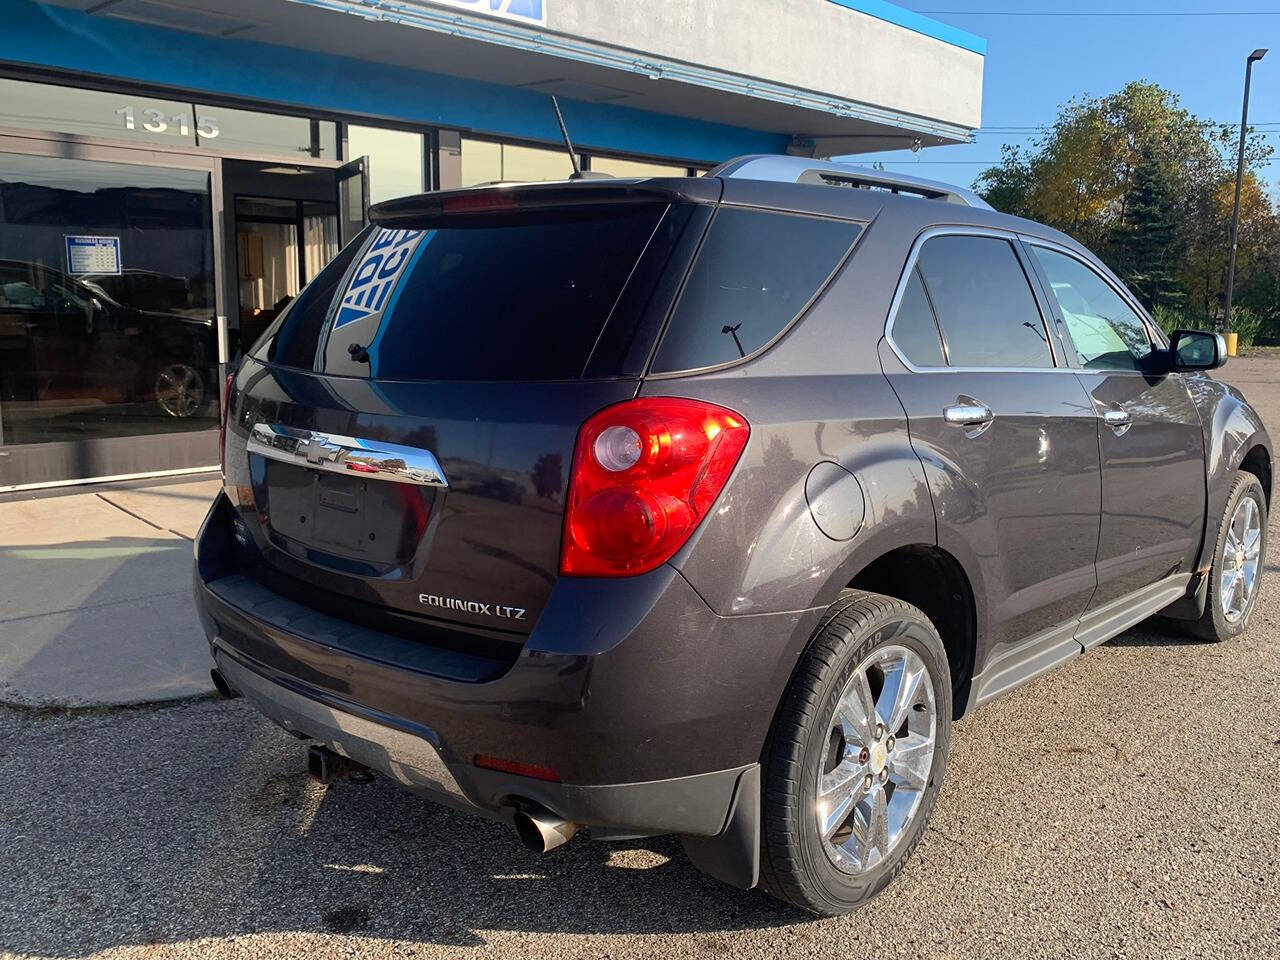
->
[884,225,1071,373]
[890,264,950,367]
[1021,237,1168,374]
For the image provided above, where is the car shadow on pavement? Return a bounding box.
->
[0,698,806,959]
[1102,617,1210,648]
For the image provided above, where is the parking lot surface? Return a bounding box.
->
[3,359,1279,960]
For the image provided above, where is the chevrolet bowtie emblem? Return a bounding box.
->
[298,437,337,465]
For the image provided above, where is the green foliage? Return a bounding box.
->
[1229,306,1264,348]
[975,81,1279,325]
[1113,143,1181,309]
[1151,306,1265,348]
[1152,305,1210,337]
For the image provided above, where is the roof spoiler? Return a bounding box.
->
[370,178,723,227]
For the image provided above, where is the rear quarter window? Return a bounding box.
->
[650,208,860,373]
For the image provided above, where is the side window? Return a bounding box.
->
[891,267,945,366]
[0,267,46,310]
[1030,246,1153,371]
[916,235,1054,369]
[651,208,860,373]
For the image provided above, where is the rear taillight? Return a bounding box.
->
[218,371,234,478]
[561,397,750,577]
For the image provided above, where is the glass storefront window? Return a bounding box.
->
[460,137,576,186]
[194,104,336,158]
[501,143,576,182]
[589,156,689,178]
[460,138,502,186]
[347,125,424,204]
[0,153,217,446]
[0,79,338,160]
[0,77,197,146]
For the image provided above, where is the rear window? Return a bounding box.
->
[650,208,860,373]
[257,203,671,381]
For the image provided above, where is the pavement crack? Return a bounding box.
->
[95,493,165,531]
[0,588,189,624]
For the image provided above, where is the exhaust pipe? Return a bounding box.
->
[511,802,578,853]
[210,668,239,700]
[306,745,370,785]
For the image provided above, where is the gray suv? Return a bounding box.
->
[196,155,1271,915]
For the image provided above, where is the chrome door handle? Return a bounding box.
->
[247,423,448,487]
[942,402,994,427]
[1103,408,1132,432]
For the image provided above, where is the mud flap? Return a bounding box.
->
[1161,568,1210,621]
[680,764,760,890]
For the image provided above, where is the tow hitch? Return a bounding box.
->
[307,745,372,785]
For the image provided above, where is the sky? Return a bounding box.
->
[858,1,1280,193]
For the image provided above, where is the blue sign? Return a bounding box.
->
[430,0,544,25]
[65,235,122,275]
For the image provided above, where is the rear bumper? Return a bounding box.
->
[195,492,822,878]
[209,638,751,841]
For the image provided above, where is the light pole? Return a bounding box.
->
[1224,48,1267,333]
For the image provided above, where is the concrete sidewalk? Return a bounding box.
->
[0,476,220,707]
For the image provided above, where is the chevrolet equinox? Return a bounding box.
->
[196,155,1271,915]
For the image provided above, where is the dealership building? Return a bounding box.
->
[0,0,984,489]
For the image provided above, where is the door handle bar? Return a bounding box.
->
[942,403,994,427]
[1103,408,1132,431]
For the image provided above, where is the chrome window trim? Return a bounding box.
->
[1019,235,1167,351]
[883,225,1070,374]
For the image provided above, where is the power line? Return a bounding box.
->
[874,160,1008,164]
[915,8,1280,15]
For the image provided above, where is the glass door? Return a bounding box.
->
[233,197,338,354]
[337,156,370,246]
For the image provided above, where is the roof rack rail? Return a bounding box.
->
[708,155,992,210]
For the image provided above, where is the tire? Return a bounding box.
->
[1188,470,1267,642]
[760,590,952,915]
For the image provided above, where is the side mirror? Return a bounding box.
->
[1169,329,1226,371]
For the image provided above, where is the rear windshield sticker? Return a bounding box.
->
[333,228,426,330]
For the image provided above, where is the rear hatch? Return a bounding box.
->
[226,179,718,651]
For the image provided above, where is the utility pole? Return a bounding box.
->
[1224,48,1267,332]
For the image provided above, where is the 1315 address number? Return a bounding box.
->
[114,106,220,139]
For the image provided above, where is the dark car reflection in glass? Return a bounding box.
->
[0,259,218,443]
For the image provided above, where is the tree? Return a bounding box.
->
[975,81,1277,326]
[1113,143,1180,309]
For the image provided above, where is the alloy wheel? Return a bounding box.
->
[816,644,937,875]
[155,363,205,418]
[1221,495,1263,623]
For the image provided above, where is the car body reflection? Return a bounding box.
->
[0,259,218,438]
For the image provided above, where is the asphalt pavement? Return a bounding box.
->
[2,359,1279,960]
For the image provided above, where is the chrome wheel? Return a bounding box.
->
[1221,495,1263,623]
[155,363,205,418]
[816,644,937,875]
